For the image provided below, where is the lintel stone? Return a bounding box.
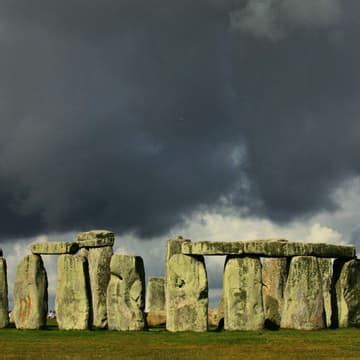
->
[31,242,79,255]
[77,230,114,248]
[181,239,355,258]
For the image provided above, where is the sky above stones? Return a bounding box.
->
[1,0,360,306]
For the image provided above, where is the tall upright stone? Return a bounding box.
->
[166,254,208,332]
[146,277,166,327]
[224,256,264,330]
[13,255,48,329]
[77,230,114,328]
[318,258,333,328]
[55,254,91,330]
[147,277,165,312]
[262,258,289,328]
[281,256,325,330]
[87,247,113,328]
[334,259,360,328]
[0,257,9,328]
[107,255,146,331]
[165,237,190,278]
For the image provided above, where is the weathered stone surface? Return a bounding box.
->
[262,258,289,328]
[208,308,219,327]
[335,259,360,328]
[31,242,79,255]
[0,257,9,328]
[13,255,48,329]
[182,240,355,258]
[147,277,165,312]
[281,256,325,330]
[146,310,166,327]
[318,258,333,328]
[224,256,264,330]
[55,254,91,330]
[77,230,114,248]
[166,254,208,332]
[165,237,191,276]
[107,255,145,331]
[88,246,113,328]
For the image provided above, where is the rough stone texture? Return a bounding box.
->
[208,308,218,327]
[147,277,165,312]
[88,246,113,328]
[335,259,360,328]
[0,257,9,328]
[318,258,333,328]
[107,255,146,331]
[281,256,325,330]
[146,310,166,327]
[262,258,289,328]
[13,255,48,329]
[77,238,114,248]
[77,230,114,246]
[55,254,91,330]
[165,237,191,275]
[166,254,208,332]
[31,242,79,255]
[182,240,355,258]
[224,256,264,330]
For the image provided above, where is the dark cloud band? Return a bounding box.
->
[0,1,359,240]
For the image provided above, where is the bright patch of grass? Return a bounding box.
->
[0,326,359,359]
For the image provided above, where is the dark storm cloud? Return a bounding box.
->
[0,0,359,240]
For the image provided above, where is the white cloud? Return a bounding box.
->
[230,0,343,40]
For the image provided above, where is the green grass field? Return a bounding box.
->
[1,324,359,360]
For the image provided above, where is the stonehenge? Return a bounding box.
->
[166,253,208,332]
[280,256,325,330]
[224,256,264,330]
[0,255,9,328]
[146,277,166,327]
[55,254,91,330]
[31,242,79,255]
[77,231,114,328]
[107,255,146,331]
[13,255,48,329]
[147,277,165,312]
[334,259,360,328]
[318,258,333,328]
[262,258,289,328]
[0,234,359,333]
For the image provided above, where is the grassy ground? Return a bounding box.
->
[0,324,359,360]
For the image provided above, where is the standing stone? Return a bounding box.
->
[166,254,208,332]
[147,277,165,312]
[146,277,166,327]
[107,255,146,331]
[335,259,360,328]
[13,255,48,329]
[55,254,91,330]
[281,256,325,330]
[262,258,289,328]
[165,237,190,278]
[318,258,333,328]
[87,247,113,328]
[224,256,264,330]
[0,257,9,328]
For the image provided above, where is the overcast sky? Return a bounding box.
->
[1,0,360,307]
